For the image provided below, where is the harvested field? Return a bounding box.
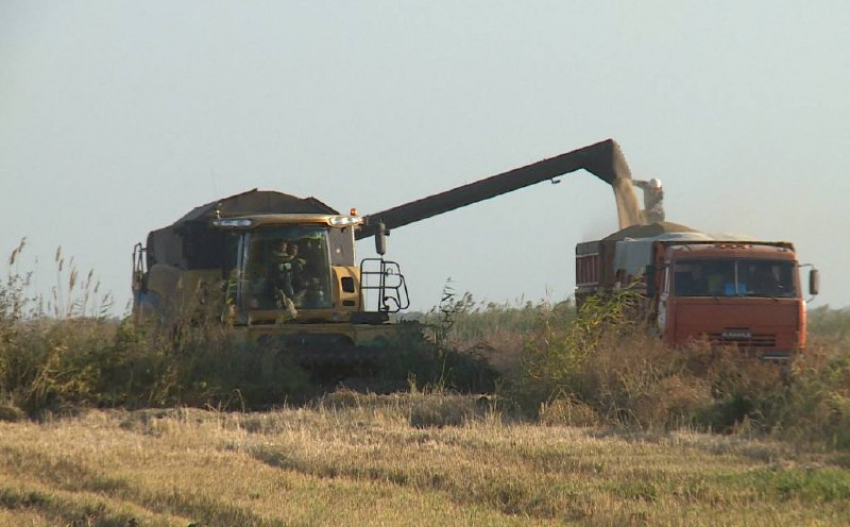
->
[1,393,850,526]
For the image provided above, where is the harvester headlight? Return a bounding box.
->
[329,216,363,226]
[213,219,253,228]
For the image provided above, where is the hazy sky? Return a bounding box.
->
[2,1,849,315]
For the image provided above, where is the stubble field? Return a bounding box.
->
[2,391,850,527]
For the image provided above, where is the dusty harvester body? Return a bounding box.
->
[132,189,416,367]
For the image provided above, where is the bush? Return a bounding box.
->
[0,313,319,413]
[514,288,850,448]
[3,241,849,450]
[0,242,315,412]
[773,341,850,448]
[808,306,850,343]
[0,245,498,414]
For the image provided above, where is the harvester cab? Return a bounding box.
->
[131,190,409,347]
[215,213,362,324]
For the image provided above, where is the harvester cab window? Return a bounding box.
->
[238,226,333,312]
[223,232,241,306]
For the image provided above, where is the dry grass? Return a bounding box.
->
[3,246,850,525]
[1,393,850,526]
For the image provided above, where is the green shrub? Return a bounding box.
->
[0,242,316,412]
[514,288,850,446]
[0,245,498,414]
[808,306,850,343]
[3,240,850,451]
[772,342,850,448]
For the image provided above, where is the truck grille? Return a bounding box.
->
[708,332,777,348]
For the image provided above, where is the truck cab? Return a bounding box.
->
[575,222,818,359]
[657,242,810,359]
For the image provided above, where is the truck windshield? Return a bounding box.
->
[239,225,333,311]
[673,259,797,298]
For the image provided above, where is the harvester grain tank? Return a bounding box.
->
[575,222,820,358]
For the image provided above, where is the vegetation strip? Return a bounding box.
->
[0,479,188,527]
[0,446,285,527]
[3,407,850,525]
[2,246,850,525]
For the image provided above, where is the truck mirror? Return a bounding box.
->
[645,265,656,297]
[809,269,820,296]
[375,222,387,256]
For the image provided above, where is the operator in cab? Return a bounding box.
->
[270,240,306,317]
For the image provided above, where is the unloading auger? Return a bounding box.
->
[358,138,641,240]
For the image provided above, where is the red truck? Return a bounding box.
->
[575,222,819,359]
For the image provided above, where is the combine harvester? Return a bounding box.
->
[133,191,418,367]
[132,139,632,371]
